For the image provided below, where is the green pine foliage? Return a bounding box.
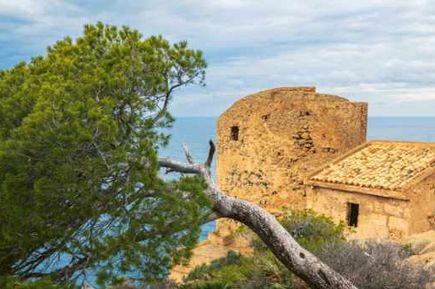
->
[0,22,208,287]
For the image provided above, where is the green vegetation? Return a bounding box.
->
[0,22,208,288]
[1,276,74,289]
[182,210,432,289]
[251,210,346,252]
[182,210,345,289]
[0,22,432,289]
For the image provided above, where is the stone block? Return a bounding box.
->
[389,216,408,232]
[384,202,406,217]
[366,213,388,227]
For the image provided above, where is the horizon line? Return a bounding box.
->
[172,115,435,118]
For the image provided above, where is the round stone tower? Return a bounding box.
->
[170,87,369,279]
[213,86,368,239]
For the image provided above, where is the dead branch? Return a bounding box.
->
[158,140,358,289]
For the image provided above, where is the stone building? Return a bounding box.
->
[170,87,369,280]
[170,87,435,281]
[306,140,435,239]
[213,86,368,239]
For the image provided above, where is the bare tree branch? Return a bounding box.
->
[158,141,358,289]
[182,144,195,164]
[158,158,202,175]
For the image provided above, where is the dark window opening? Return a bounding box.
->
[347,202,359,227]
[230,126,239,141]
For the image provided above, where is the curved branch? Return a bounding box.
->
[215,195,356,289]
[152,83,183,123]
[159,141,358,289]
[158,158,203,174]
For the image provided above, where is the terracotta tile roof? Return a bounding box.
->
[310,141,435,193]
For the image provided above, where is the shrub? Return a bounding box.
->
[183,251,243,282]
[184,210,345,289]
[252,210,345,253]
[184,211,433,289]
[318,240,434,289]
[193,281,231,289]
[238,251,297,289]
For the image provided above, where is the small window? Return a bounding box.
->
[347,202,359,227]
[230,126,239,141]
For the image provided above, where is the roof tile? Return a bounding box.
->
[311,141,435,191]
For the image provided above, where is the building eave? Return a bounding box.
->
[305,179,410,201]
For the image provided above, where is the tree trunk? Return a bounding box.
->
[159,141,358,289]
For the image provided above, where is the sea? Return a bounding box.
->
[45,116,435,286]
[162,116,435,240]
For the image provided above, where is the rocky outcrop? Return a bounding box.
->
[405,230,435,270]
[404,230,435,289]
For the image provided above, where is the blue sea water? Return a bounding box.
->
[159,117,218,240]
[163,116,435,240]
[60,116,435,286]
[368,117,435,141]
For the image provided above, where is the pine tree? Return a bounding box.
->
[0,22,359,289]
[0,22,208,287]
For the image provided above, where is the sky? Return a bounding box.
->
[1,0,435,116]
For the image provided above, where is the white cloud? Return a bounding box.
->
[0,0,45,17]
[1,0,435,115]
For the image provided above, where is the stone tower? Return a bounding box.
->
[214,87,368,238]
[170,87,369,279]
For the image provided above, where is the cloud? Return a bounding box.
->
[1,0,435,116]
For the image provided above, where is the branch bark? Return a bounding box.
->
[159,141,357,289]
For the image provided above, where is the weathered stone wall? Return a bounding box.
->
[171,87,435,281]
[409,174,435,235]
[307,187,411,239]
[213,87,367,240]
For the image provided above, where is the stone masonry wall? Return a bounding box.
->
[410,174,435,234]
[213,87,368,241]
[307,187,411,239]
